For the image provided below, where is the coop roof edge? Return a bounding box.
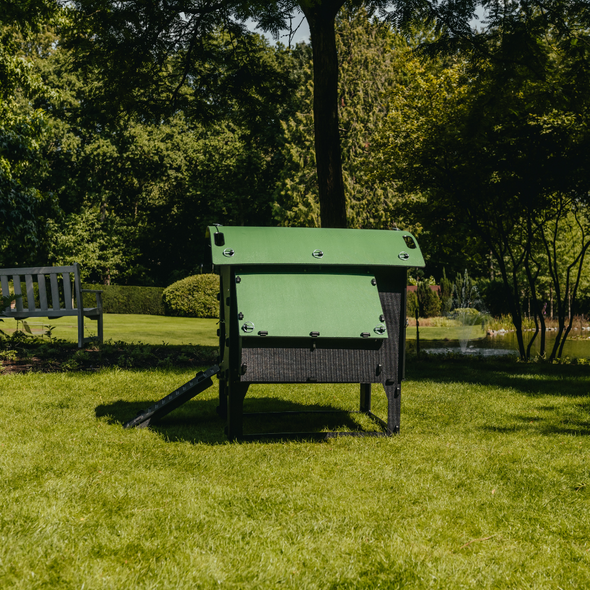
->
[207,226,425,267]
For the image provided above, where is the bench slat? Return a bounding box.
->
[1,276,9,312]
[25,274,36,312]
[63,273,72,310]
[37,274,48,309]
[6,310,75,318]
[0,265,76,275]
[12,276,24,312]
[4,308,100,318]
[50,274,60,311]
[1,264,103,348]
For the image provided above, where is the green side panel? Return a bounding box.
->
[208,226,425,268]
[235,271,388,339]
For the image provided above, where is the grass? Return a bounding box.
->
[406,325,485,341]
[1,314,486,347]
[1,356,589,588]
[0,314,218,346]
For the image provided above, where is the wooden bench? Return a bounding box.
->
[0,263,103,348]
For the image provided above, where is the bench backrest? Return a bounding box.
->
[0,263,82,315]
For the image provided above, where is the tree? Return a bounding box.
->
[48,208,140,284]
[0,22,59,267]
[63,0,433,228]
[22,21,303,284]
[417,281,441,317]
[275,7,419,229]
[373,7,590,360]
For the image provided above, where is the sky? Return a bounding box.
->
[248,10,310,46]
[252,6,487,47]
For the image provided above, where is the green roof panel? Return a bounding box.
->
[208,226,424,268]
[235,271,388,339]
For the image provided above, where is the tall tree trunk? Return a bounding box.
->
[493,245,527,360]
[301,0,347,228]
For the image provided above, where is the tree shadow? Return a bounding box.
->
[96,396,380,445]
[482,418,590,437]
[407,358,590,398]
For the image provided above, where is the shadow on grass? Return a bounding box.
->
[96,396,379,445]
[482,417,590,437]
[406,356,590,437]
[406,356,590,398]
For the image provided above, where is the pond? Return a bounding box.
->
[418,329,590,359]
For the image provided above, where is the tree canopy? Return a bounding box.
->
[3,0,590,357]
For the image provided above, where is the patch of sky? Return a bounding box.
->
[249,5,488,47]
[246,9,308,46]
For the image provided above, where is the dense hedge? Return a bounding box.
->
[82,284,165,315]
[162,274,219,318]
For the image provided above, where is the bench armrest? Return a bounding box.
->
[80,289,103,312]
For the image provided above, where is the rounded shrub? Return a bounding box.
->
[162,274,219,318]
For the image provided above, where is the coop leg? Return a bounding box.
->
[227,382,249,441]
[360,383,371,413]
[383,383,401,435]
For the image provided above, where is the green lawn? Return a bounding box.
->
[1,314,484,347]
[406,324,485,341]
[0,314,219,346]
[0,358,589,588]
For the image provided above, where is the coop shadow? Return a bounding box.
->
[95,396,379,445]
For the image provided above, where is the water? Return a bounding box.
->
[420,329,590,359]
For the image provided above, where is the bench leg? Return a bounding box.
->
[97,313,103,344]
[77,310,84,348]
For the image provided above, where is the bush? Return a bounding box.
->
[451,307,487,326]
[406,290,419,318]
[418,282,441,318]
[82,284,165,315]
[162,274,219,318]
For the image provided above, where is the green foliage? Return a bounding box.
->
[48,208,141,285]
[450,307,486,327]
[406,290,418,318]
[0,293,18,313]
[162,274,220,318]
[0,27,56,267]
[439,269,453,315]
[82,284,165,315]
[0,331,216,370]
[452,269,482,311]
[274,8,405,229]
[417,282,441,318]
[0,294,19,333]
[373,10,590,359]
[26,24,303,285]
